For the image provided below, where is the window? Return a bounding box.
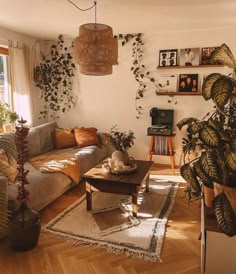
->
[0,47,11,107]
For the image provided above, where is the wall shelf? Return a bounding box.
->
[156,92,202,96]
[156,64,224,69]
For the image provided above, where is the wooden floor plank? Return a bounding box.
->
[0,165,201,274]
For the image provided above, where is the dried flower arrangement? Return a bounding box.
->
[108,126,135,152]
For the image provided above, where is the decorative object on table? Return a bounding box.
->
[0,101,18,133]
[179,74,198,92]
[177,44,236,237]
[102,157,137,175]
[158,49,178,67]
[68,0,118,76]
[200,46,219,65]
[8,118,41,251]
[158,74,177,92]
[43,175,183,262]
[108,126,135,165]
[179,48,200,66]
[34,35,75,119]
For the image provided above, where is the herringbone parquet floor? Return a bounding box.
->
[0,165,201,274]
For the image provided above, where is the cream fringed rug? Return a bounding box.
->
[43,175,185,262]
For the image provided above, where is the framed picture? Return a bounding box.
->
[179,48,200,66]
[201,47,219,65]
[159,49,177,67]
[158,74,177,92]
[179,74,198,92]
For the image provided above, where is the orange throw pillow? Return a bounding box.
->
[53,128,77,149]
[74,127,99,147]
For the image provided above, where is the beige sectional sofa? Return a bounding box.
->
[2,121,112,212]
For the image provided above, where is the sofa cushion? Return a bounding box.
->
[53,128,77,149]
[74,127,99,147]
[27,121,58,157]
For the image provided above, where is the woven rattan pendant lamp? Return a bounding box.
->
[68,0,118,75]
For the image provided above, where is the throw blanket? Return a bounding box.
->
[30,151,81,183]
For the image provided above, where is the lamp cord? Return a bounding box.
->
[67,0,96,12]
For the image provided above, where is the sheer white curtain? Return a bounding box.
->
[8,41,35,126]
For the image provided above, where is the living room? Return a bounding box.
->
[0,1,236,273]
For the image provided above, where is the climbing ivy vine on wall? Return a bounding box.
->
[34,35,76,119]
[115,33,176,119]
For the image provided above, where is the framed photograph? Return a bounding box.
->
[159,49,177,67]
[179,48,200,66]
[201,47,219,65]
[179,74,198,92]
[158,74,177,92]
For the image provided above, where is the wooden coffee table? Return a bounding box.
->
[81,160,153,217]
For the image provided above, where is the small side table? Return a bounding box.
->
[147,135,175,173]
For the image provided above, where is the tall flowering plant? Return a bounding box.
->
[15,118,30,203]
[109,126,135,152]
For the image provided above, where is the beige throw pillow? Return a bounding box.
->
[0,152,18,183]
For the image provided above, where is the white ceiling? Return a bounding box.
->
[0,0,236,40]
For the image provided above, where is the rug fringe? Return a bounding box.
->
[43,228,162,263]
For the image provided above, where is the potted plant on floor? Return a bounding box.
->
[177,44,236,237]
[8,118,41,250]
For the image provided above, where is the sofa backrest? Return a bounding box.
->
[26,121,58,158]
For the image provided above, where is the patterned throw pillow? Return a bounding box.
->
[74,127,99,147]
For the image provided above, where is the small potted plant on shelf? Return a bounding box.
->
[8,118,41,251]
[0,101,19,132]
[177,44,236,237]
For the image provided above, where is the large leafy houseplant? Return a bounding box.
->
[177,44,236,237]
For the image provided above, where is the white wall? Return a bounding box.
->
[55,26,235,165]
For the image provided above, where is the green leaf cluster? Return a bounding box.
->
[177,43,236,236]
[34,35,75,119]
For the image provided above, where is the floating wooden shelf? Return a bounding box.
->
[156,92,202,96]
[156,64,224,69]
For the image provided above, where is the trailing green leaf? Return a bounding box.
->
[180,163,202,196]
[213,192,236,237]
[210,43,236,69]
[176,117,199,130]
[199,151,222,182]
[225,150,236,171]
[211,76,235,109]
[199,125,221,148]
[193,161,213,187]
[202,73,222,100]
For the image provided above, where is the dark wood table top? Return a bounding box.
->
[82,160,153,186]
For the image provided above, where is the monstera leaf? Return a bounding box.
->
[199,125,221,148]
[176,117,199,130]
[213,192,236,237]
[180,163,201,196]
[211,76,236,109]
[199,151,222,182]
[202,73,222,100]
[211,43,236,69]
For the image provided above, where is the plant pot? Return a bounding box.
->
[8,203,41,251]
[203,185,215,208]
[214,182,236,215]
[112,150,129,165]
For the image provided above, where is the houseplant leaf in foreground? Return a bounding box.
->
[213,192,236,237]
[180,164,201,196]
[211,43,236,68]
